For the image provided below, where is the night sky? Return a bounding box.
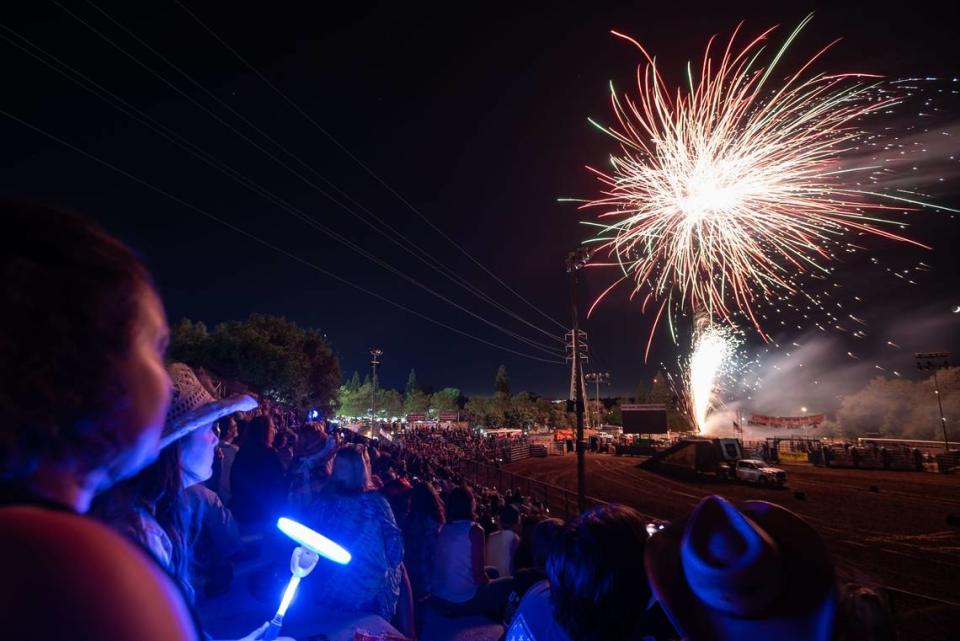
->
[2,2,959,399]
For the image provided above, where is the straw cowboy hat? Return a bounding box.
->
[159,363,258,449]
[645,495,837,641]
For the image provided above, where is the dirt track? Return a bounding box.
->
[504,454,960,641]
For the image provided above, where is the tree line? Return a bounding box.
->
[336,367,461,419]
[168,315,691,429]
[340,363,691,430]
[169,314,341,414]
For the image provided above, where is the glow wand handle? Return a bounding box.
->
[261,575,301,641]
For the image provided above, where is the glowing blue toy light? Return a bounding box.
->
[277,517,352,564]
[259,519,352,640]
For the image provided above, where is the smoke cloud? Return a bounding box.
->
[702,300,959,439]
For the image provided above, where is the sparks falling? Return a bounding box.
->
[688,320,738,432]
[582,15,934,353]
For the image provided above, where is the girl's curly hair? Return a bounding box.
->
[0,203,156,478]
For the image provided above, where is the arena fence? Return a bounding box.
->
[456,459,608,521]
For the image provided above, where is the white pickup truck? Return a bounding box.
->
[734,459,787,487]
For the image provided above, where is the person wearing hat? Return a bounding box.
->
[94,363,257,593]
[94,364,298,641]
[644,495,838,641]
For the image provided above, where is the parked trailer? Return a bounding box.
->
[639,438,744,479]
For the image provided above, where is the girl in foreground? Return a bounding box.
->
[0,204,199,640]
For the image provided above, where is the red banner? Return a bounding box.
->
[748,414,825,428]
[406,414,428,423]
[438,412,460,421]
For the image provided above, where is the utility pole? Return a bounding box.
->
[566,247,591,513]
[915,352,951,451]
[566,329,589,417]
[370,347,383,426]
[585,372,611,428]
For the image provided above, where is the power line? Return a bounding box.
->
[174,0,570,333]
[0,20,563,358]
[0,106,566,365]
[79,0,564,346]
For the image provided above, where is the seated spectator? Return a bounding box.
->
[184,483,242,598]
[508,504,669,641]
[0,205,198,641]
[288,423,336,509]
[478,492,502,535]
[231,414,288,527]
[274,430,296,468]
[513,509,546,571]
[432,485,513,620]
[403,481,445,600]
[234,409,254,444]
[382,477,412,530]
[503,518,564,626]
[209,415,240,505]
[836,583,895,641]
[645,495,836,641]
[486,504,522,578]
[303,445,404,620]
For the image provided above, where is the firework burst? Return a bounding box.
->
[582,15,934,355]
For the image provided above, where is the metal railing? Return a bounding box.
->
[456,459,609,522]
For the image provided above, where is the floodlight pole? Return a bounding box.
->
[933,369,949,451]
[586,372,611,428]
[370,348,383,426]
[915,352,951,452]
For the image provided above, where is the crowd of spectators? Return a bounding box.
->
[175,420,897,641]
[1,205,898,641]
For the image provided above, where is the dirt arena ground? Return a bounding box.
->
[504,454,960,641]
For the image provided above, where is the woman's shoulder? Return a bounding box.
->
[132,507,174,567]
[361,489,391,503]
[508,580,571,641]
[0,506,169,573]
[0,507,197,640]
[1,504,132,549]
[360,490,396,515]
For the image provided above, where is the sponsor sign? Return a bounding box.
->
[748,413,825,428]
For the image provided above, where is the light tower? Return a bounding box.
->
[585,372,611,428]
[369,347,383,424]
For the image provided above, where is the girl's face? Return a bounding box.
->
[180,422,219,487]
[225,417,238,442]
[103,287,172,485]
